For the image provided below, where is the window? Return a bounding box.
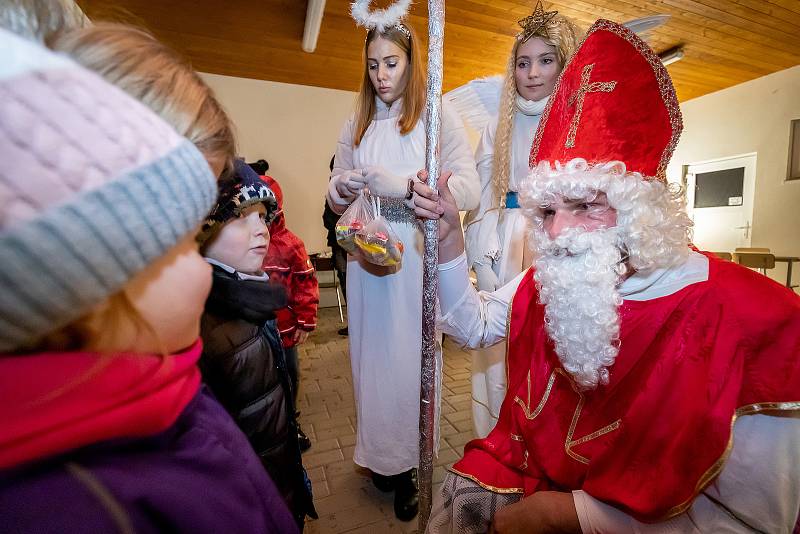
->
[694,167,745,208]
[789,119,800,181]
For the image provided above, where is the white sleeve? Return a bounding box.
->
[574,414,800,533]
[328,117,356,207]
[437,253,525,349]
[463,117,501,269]
[440,101,480,211]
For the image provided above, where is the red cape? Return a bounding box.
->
[452,253,800,521]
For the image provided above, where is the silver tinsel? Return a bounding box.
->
[374,195,417,225]
[419,0,444,531]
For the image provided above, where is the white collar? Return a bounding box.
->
[515,94,548,116]
[375,96,403,119]
[618,251,709,301]
[205,258,270,282]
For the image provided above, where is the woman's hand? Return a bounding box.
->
[489,491,581,534]
[355,166,407,198]
[330,170,367,204]
[411,169,465,264]
[474,263,501,291]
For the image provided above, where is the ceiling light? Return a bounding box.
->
[302,0,326,53]
[659,46,685,66]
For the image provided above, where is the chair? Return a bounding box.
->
[711,251,733,260]
[309,252,344,323]
[735,252,776,275]
[735,247,770,253]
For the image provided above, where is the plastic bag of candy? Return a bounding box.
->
[335,189,374,254]
[355,196,404,266]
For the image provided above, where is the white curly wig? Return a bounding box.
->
[517,158,693,389]
[520,158,693,272]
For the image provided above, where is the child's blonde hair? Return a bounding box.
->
[32,292,164,355]
[0,0,86,45]
[53,23,237,178]
[492,15,581,204]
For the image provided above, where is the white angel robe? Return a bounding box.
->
[462,105,544,438]
[331,97,479,475]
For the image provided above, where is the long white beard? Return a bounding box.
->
[533,227,627,390]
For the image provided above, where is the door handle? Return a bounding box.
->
[735,222,751,239]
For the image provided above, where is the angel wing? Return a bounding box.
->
[444,74,504,135]
[444,16,668,137]
[623,15,670,39]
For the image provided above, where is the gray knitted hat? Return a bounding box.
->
[0,28,218,352]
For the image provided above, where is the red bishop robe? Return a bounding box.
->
[451,252,800,522]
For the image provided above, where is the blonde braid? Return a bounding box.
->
[491,13,582,208]
[491,44,519,207]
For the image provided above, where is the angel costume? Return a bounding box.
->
[330,97,479,475]
[462,96,548,438]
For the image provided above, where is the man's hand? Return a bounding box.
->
[489,491,581,534]
[411,170,465,264]
[292,329,309,345]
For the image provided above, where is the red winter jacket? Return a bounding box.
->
[262,176,319,348]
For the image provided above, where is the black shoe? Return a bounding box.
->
[393,469,418,522]
[297,425,312,453]
[338,326,348,336]
[371,472,394,492]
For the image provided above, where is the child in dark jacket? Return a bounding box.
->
[198,161,317,528]
[261,176,320,451]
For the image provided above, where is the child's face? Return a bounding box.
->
[204,204,270,274]
[124,233,213,353]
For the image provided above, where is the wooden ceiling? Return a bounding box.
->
[76,0,800,102]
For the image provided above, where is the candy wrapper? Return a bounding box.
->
[355,196,404,266]
[335,189,374,254]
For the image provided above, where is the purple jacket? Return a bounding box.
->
[0,387,299,533]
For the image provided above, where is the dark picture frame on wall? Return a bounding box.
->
[789,119,800,181]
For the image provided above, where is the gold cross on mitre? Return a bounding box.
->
[517,1,558,43]
[565,63,617,148]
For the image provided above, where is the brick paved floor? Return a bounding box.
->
[297,307,475,533]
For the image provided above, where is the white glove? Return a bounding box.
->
[329,170,366,205]
[357,166,408,198]
[474,262,501,292]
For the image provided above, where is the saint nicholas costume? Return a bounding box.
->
[428,19,800,533]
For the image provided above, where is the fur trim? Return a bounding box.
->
[520,158,692,272]
[351,0,412,32]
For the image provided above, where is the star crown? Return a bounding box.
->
[517,1,558,43]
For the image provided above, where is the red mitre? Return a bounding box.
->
[529,19,682,181]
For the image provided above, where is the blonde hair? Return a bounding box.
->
[492,14,581,204]
[29,291,165,355]
[0,0,86,45]
[52,23,237,178]
[353,23,425,146]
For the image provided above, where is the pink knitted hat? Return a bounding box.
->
[0,28,218,351]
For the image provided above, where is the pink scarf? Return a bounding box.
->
[0,340,202,469]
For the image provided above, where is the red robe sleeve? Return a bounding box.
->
[452,270,548,496]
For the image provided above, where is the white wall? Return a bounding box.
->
[667,65,800,290]
[200,73,356,253]
[205,67,800,290]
